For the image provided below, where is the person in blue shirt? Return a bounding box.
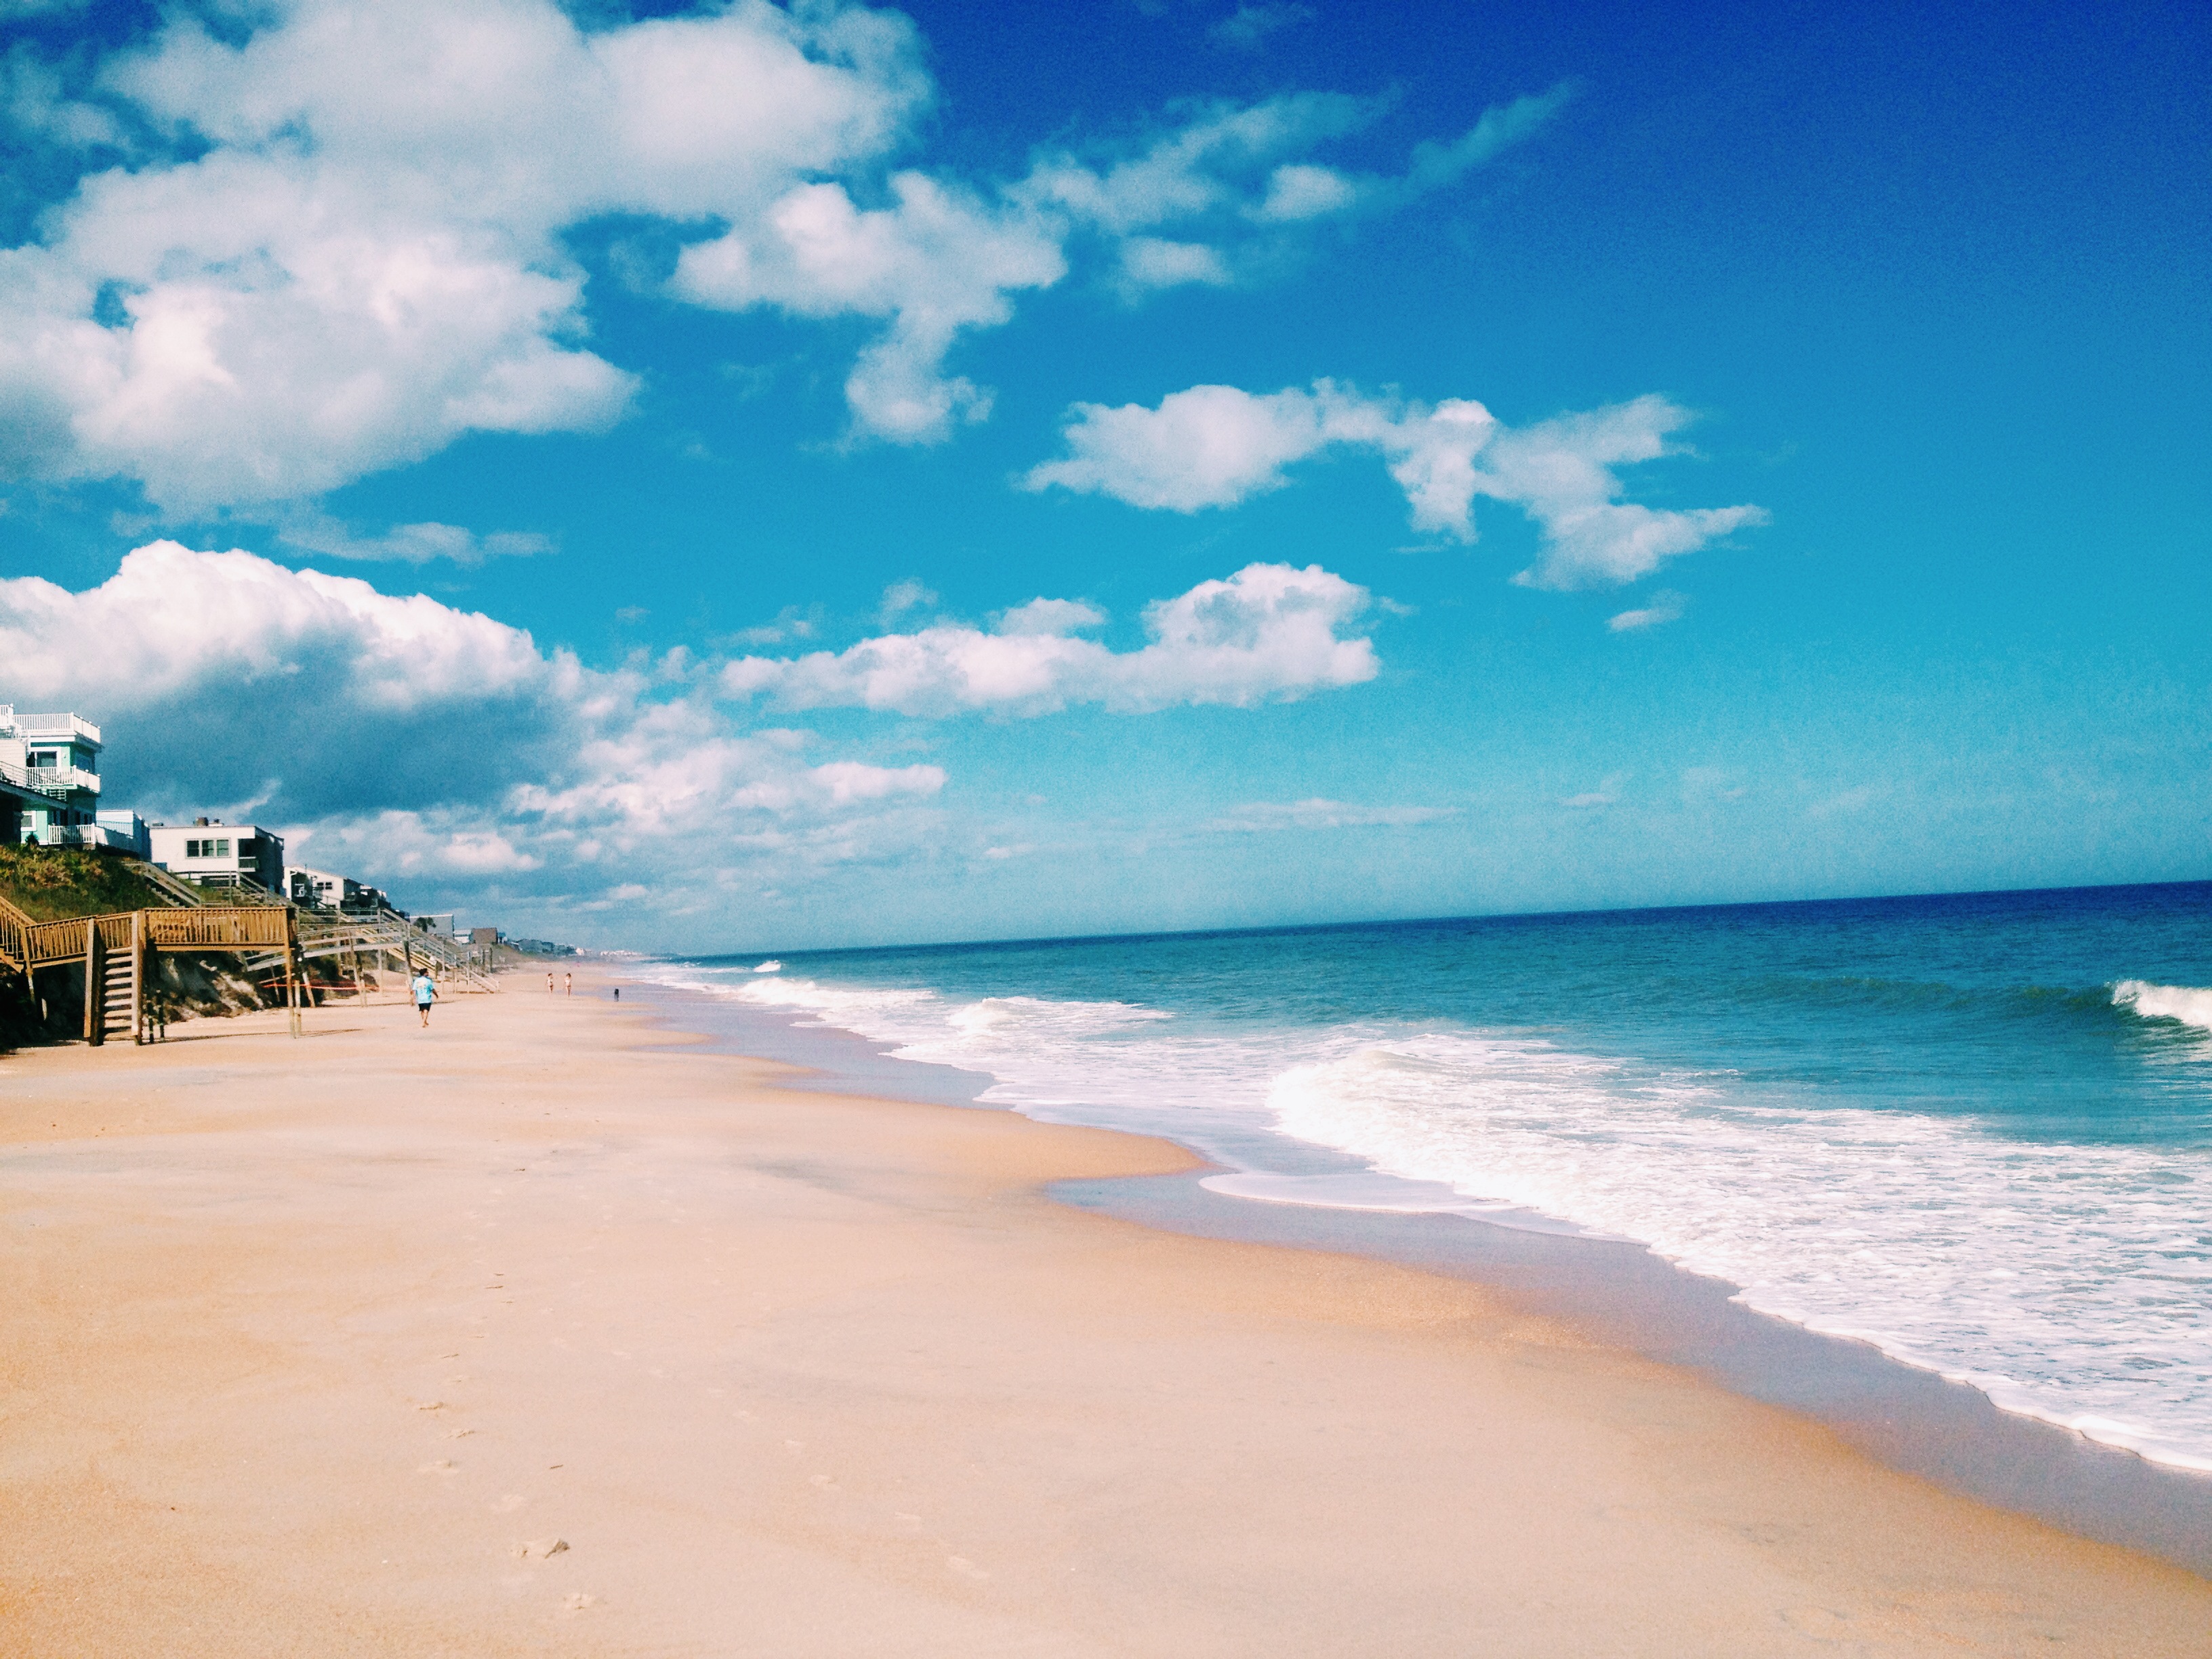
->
[412,970,436,1027]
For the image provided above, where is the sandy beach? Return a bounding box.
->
[3,970,2208,1657]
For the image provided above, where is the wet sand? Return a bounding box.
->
[3,972,2207,1655]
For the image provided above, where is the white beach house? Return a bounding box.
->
[148,818,286,896]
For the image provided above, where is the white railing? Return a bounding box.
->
[0,755,96,800]
[15,712,101,744]
[22,764,99,795]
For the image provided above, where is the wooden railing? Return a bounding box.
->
[0,892,29,972]
[20,911,138,968]
[1,904,292,972]
[146,907,291,950]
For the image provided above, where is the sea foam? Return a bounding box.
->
[640,956,2212,1473]
[2114,980,2212,1034]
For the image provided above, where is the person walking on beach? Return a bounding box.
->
[413,970,437,1028]
[548,971,555,994]
[565,971,573,996]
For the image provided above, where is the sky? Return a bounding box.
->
[0,0,2205,952]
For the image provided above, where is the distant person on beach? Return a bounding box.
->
[548,971,555,994]
[565,972,573,996]
[412,970,436,1027]
[613,987,619,1001]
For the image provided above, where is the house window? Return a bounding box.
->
[184,838,200,857]
[217,838,230,857]
[28,751,56,768]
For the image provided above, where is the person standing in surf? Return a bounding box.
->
[413,969,437,1028]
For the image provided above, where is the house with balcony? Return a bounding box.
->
[148,818,286,896]
[0,705,105,845]
[290,865,364,909]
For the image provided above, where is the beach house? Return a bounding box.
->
[148,818,287,896]
[0,705,106,845]
[289,865,362,909]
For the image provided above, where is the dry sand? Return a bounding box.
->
[3,970,2208,1656]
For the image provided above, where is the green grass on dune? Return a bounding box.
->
[0,844,176,921]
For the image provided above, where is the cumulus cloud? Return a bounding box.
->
[721,562,1378,716]
[1025,382,1767,588]
[0,0,926,509]
[2,541,1387,933]
[671,172,1067,441]
[0,1,1571,500]
[0,541,948,903]
[1203,798,1455,833]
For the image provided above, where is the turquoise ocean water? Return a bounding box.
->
[644,882,2212,1472]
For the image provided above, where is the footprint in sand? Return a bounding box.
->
[448,1429,476,1440]
[416,1460,459,1475]
[514,1537,569,1560]
[493,1494,527,1513]
[561,1592,598,1614]
[416,1401,447,1413]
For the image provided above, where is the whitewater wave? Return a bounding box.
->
[2113,981,2212,1035]
[1267,1034,2212,1471]
[632,955,2212,1473]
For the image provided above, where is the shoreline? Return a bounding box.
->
[3,968,2209,1654]
[617,966,2212,1574]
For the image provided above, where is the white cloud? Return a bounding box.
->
[672,172,1066,443]
[1,541,1385,934]
[722,562,1378,716]
[1025,382,1767,588]
[0,541,949,905]
[1204,798,1456,832]
[0,3,1574,497]
[1015,84,1570,295]
[1607,590,1687,632]
[277,513,553,566]
[0,0,930,510]
[1022,382,1344,510]
[2,43,125,148]
[995,596,1106,636]
[878,577,939,620]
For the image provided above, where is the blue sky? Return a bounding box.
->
[0,0,2205,949]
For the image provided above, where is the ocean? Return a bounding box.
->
[639,882,2212,1475]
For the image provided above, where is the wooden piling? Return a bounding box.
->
[83,916,102,1046]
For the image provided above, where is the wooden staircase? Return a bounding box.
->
[91,929,138,1044]
[291,907,498,995]
[2,897,301,1045]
